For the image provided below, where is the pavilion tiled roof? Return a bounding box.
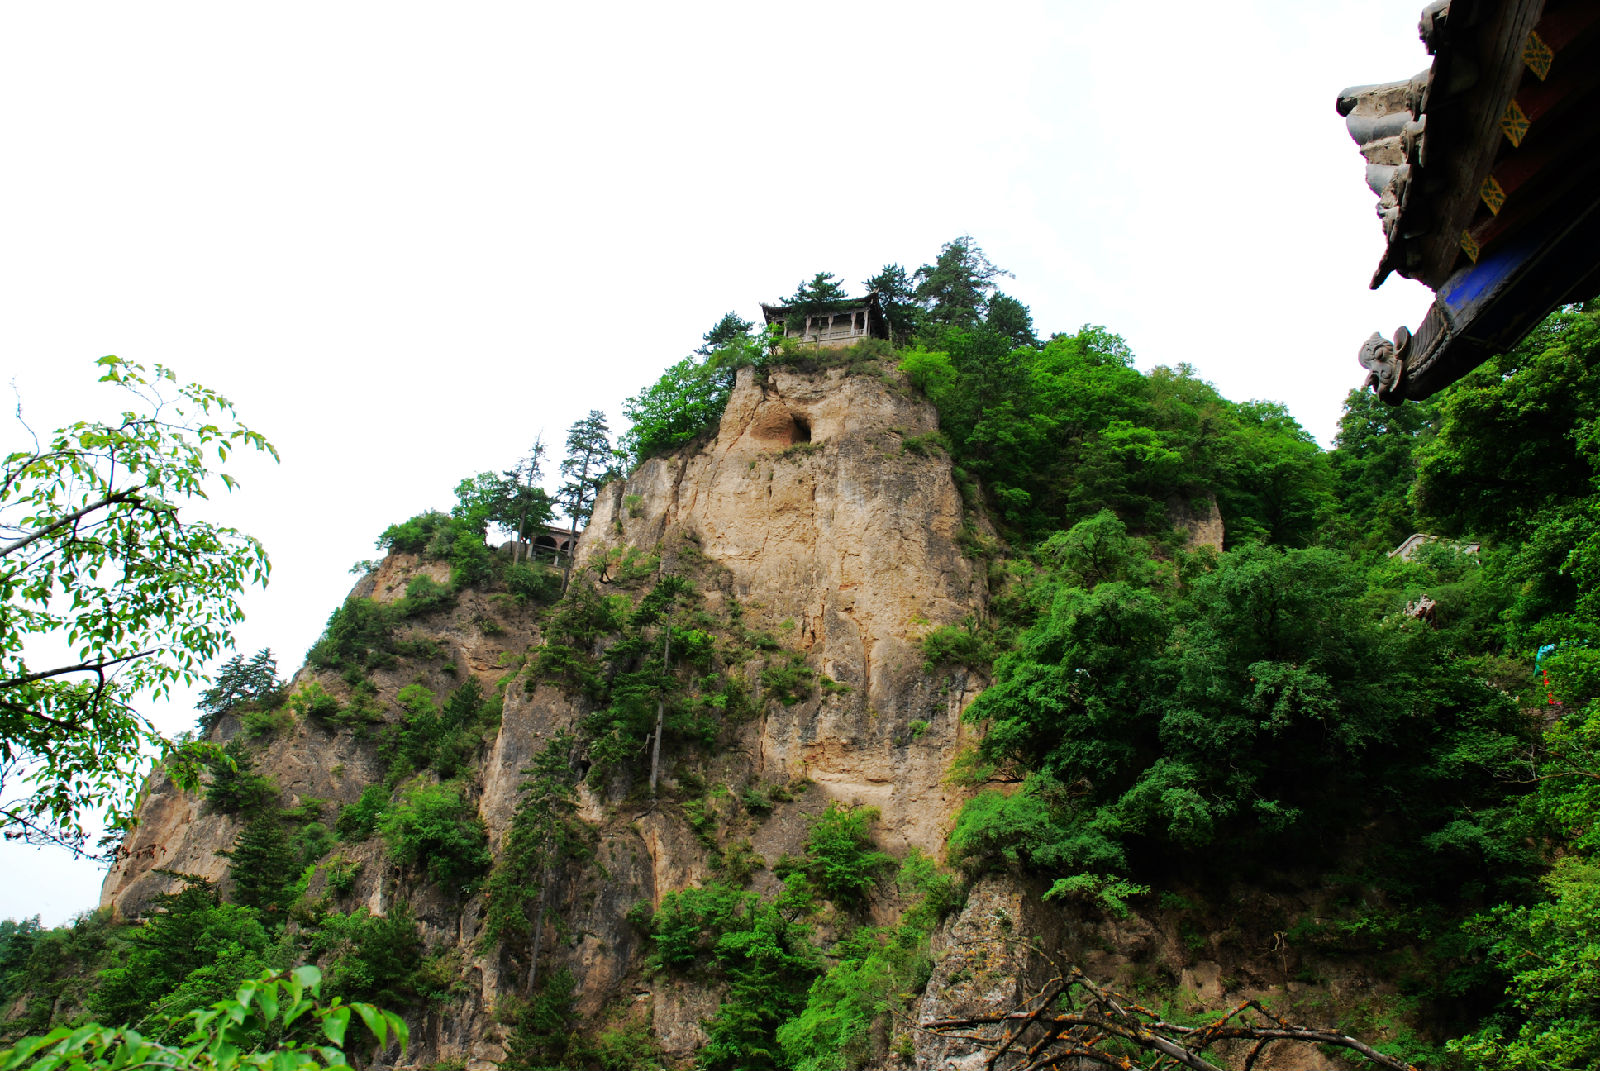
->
[1338,0,1600,402]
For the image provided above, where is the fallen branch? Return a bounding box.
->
[922,954,1417,1071]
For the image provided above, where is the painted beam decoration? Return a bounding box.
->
[1338,0,1600,403]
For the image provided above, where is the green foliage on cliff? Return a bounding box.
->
[917,303,1600,1064]
[378,781,490,892]
[643,880,820,1071]
[901,325,1330,543]
[381,678,500,785]
[619,330,771,465]
[306,597,398,674]
[776,850,955,1071]
[89,879,275,1036]
[800,804,896,909]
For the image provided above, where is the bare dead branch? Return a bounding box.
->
[922,954,1418,1071]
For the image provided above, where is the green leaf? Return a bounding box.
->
[352,1003,387,1048]
[322,1005,351,1048]
[282,999,314,1028]
[255,981,279,1023]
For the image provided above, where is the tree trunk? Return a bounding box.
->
[649,625,670,798]
[561,455,589,594]
[527,859,552,990]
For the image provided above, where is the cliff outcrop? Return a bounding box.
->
[579,364,989,853]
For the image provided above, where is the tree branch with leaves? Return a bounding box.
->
[0,356,276,856]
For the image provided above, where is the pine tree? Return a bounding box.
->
[783,272,851,334]
[503,436,551,564]
[557,411,613,587]
[913,235,1012,330]
[225,815,296,913]
[195,649,283,736]
[866,263,918,344]
[697,311,754,355]
[985,292,1039,350]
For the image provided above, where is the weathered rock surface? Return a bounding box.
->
[581,365,989,855]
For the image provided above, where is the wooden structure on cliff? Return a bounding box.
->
[1340,0,1600,402]
[507,522,579,564]
[761,292,888,350]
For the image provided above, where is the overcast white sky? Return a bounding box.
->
[1,2,1436,924]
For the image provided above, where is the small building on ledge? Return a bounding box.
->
[761,292,888,350]
[503,523,580,565]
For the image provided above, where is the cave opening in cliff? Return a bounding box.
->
[791,413,811,444]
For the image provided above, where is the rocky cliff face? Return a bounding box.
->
[100,360,1380,1071]
[579,365,989,853]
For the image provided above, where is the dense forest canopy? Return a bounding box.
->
[5,231,1599,1070]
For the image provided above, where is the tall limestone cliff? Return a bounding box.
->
[98,358,1384,1071]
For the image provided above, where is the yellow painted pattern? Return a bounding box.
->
[1523,31,1553,80]
[1480,175,1506,215]
[1500,99,1531,146]
[1460,230,1481,263]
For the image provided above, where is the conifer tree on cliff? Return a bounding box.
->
[557,411,613,588]
[913,235,1012,330]
[782,271,850,334]
[696,311,754,356]
[502,435,551,565]
[866,263,918,345]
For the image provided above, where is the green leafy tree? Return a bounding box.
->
[1451,856,1600,1070]
[503,437,557,557]
[309,906,426,1008]
[1328,387,1437,554]
[375,510,450,554]
[801,804,896,909]
[306,598,397,674]
[901,325,1333,544]
[223,815,298,914]
[1216,397,1334,548]
[90,879,273,1031]
[0,356,276,854]
[453,465,554,556]
[1413,305,1600,645]
[619,353,734,465]
[777,852,956,1071]
[202,742,278,816]
[646,881,818,1071]
[502,967,580,1068]
[484,735,589,988]
[1415,306,1599,542]
[382,679,498,783]
[379,781,490,892]
[195,650,283,736]
[0,917,43,1010]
